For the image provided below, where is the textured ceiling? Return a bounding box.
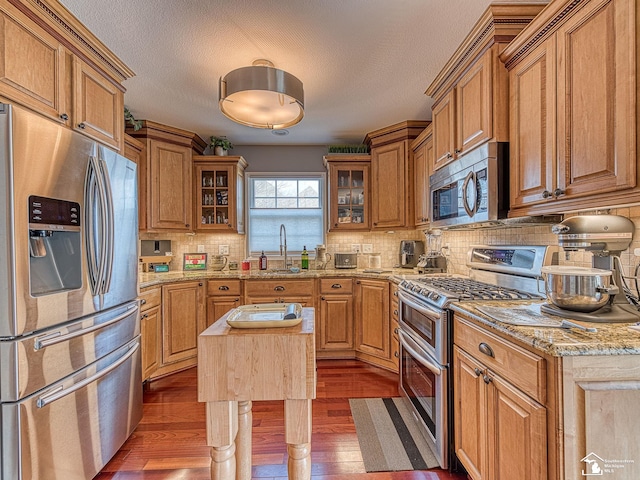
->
[59,0,547,146]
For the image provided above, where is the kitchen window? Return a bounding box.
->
[247,174,325,257]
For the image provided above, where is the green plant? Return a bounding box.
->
[327,144,369,154]
[124,107,142,131]
[209,136,234,151]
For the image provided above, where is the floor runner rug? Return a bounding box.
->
[349,397,439,472]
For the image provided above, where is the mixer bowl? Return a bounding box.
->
[541,266,616,313]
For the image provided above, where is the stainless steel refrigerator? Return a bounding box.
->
[0,103,142,479]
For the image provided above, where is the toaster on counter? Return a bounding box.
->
[334,252,358,269]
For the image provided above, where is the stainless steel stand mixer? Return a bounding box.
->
[541,214,640,322]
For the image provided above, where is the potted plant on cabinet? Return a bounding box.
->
[209,136,233,156]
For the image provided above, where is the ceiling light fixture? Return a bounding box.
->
[219,59,304,130]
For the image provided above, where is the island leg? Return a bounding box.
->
[236,400,253,480]
[205,401,238,480]
[285,398,312,480]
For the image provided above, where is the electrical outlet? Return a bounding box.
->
[351,243,361,253]
[219,245,229,255]
[442,244,451,257]
[362,244,373,253]
[197,244,205,253]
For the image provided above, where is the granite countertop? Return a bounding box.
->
[140,267,415,288]
[450,300,640,357]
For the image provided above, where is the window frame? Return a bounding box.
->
[246,172,327,258]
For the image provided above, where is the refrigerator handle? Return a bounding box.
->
[34,303,138,350]
[98,155,114,294]
[36,341,139,408]
[84,156,101,296]
[92,155,109,301]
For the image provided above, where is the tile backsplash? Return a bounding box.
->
[140,206,640,279]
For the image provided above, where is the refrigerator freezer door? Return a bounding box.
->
[1,337,142,480]
[0,104,138,337]
[0,301,139,402]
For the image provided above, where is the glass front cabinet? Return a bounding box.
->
[324,154,371,231]
[193,156,247,233]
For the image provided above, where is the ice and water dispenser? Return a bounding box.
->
[28,195,82,296]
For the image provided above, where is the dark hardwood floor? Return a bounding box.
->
[96,359,467,479]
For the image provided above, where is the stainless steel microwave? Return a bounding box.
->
[429,142,509,229]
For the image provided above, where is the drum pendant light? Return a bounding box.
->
[219,59,304,129]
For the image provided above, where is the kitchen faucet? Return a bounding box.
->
[279,223,290,268]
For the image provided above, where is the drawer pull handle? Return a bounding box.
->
[483,375,492,384]
[219,285,229,291]
[478,342,494,358]
[274,286,285,292]
[331,284,342,289]
[474,368,482,377]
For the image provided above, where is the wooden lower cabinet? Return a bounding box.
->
[160,281,205,371]
[139,286,161,381]
[206,279,242,327]
[355,278,394,370]
[317,278,354,356]
[244,279,314,306]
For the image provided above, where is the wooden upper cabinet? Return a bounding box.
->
[0,0,133,150]
[73,57,124,150]
[0,3,66,122]
[127,120,207,232]
[426,4,544,170]
[502,0,637,215]
[410,124,433,226]
[365,121,429,230]
[324,155,371,231]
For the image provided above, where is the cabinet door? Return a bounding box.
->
[355,279,390,359]
[206,296,241,327]
[140,304,161,380]
[319,294,354,351]
[328,162,370,231]
[486,371,547,480]
[149,140,193,231]
[371,141,408,229]
[432,90,456,170]
[556,0,636,198]
[73,57,123,150]
[195,164,236,231]
[124,134,147,231]
[413,139,430,226]
[453,346,486,480]
[0,5,66,122]
[509,39,557,208]
[456,51,492,156]
[162,281,205,364]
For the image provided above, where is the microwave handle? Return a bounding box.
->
[462,171,478,217]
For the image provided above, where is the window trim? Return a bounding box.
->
[246,172,327,258]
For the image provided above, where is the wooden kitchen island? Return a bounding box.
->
[198,307,316,480]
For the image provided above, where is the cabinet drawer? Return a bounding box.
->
[207,279,242,296]
[139,287,161,310]
[319,278,353,294]
[245,279,314,297]
[454,316,546,403]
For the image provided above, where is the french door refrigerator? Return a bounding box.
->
[0,103,142,480]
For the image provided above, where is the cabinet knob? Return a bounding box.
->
[394,327,399,334]
[394,291,398,296]
[478,342,494,358]
[483,375,493,385]
[321,296,326,301]
[141,313,148,319]
[454,149,461,154]
[274,285,285,291]
[60,113,69,121]
[228,224,233,228]
[78,122,86,129]
[356,280,361,284]
[474,368,482,377]
[198,283,203,286]
[373,222,378,226]
[446,152,453,159]
[394,351,399,358]
[553,188,565,198]
[235,298,239,302]
[542,190,551,199]
[219,286,229,291]
[140,298,147,305]
[393,309,399,316]
[185,224,190,228]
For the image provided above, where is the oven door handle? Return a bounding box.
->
[397,290,441,319]
[398,329,443,376]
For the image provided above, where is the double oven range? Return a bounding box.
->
[396,245,557,469]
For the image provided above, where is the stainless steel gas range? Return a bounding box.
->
[395,245,558,470]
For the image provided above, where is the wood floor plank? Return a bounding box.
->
[95,359,467,480]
